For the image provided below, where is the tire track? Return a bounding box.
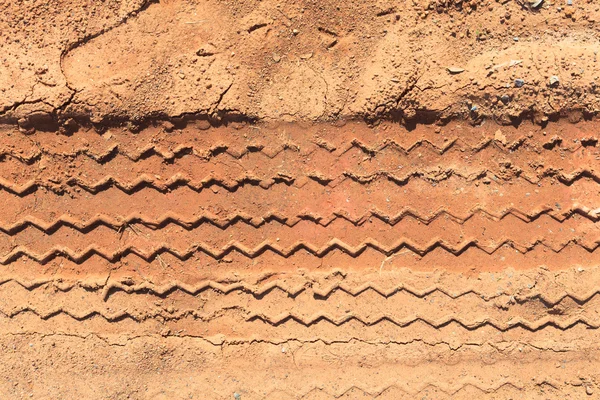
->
[1,122,599,398]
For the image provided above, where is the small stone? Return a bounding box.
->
[514,79,525,88]
[197,44,217,57]
[63,118,79,132]
[292,29,299,35]
[272,54,281,63]
[549,76,560,87]
[495,129,507,145]
[470,104,478,112]
[197,120,211,130]
[162,121,175,132]
[234,393,242,400]
[447,66,465,74]
[17,117,33,129]
[35,65,48,75]
[586,386,593,395]
[501,94,511,104]
[567,0,573,5]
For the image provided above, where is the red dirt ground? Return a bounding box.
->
[2,0,600,399]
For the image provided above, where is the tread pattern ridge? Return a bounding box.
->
[0,135,592,163]
[2,239,599,264]
[2,206,600,233]
[2,168,600,195]
[0,275,598,306]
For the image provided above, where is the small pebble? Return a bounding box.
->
[162,121,175,132]
[515,79,525,88]
[447,66,465,74]
[549,76,560,87]
[494,129,507,145]
[234,393,242,400]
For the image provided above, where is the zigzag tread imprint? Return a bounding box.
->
[2,121,600,399]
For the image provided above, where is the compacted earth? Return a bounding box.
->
[2,0,600,399]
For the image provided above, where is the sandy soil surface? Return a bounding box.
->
[2,0,600,399]
[2,0,600,126]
